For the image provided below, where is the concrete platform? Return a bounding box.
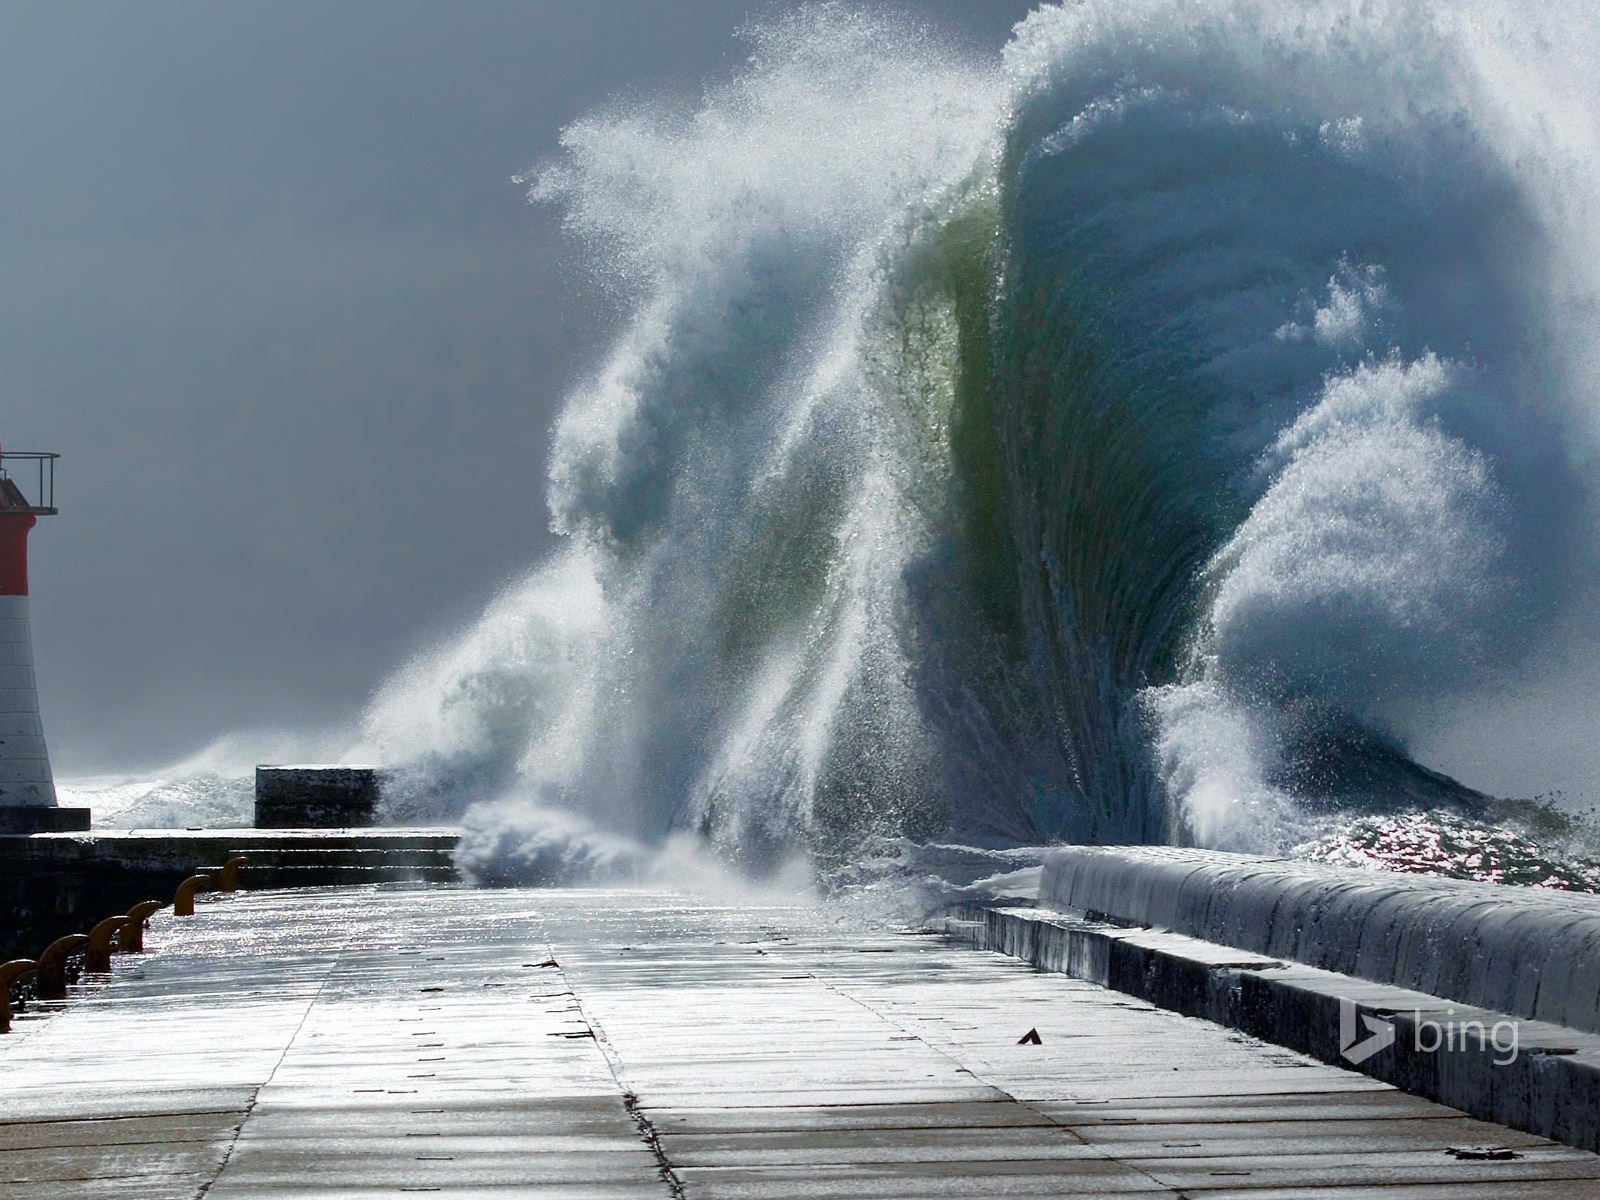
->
[3,884,1598,1197]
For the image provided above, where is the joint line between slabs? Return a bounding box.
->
[194,911,367,1197]
[541,938,686,1200]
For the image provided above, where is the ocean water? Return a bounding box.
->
[354,1,1600,890]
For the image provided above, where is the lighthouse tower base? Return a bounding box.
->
[0,594,87,834]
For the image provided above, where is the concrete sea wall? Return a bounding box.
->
[1042,846,1600,1035]
[939,847,1600,1154]
[0,829,458,963]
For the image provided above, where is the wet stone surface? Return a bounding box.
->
[1,882,1598,1198]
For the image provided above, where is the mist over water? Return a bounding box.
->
[360,1,1600,884]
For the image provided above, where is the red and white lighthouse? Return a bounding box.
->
[0,444,85,833]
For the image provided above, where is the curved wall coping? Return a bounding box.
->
[1042,846,1600,1035]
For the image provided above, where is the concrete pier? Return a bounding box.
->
[5,883,1600,1197]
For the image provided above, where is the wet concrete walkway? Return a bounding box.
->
[2,883,1599,1198]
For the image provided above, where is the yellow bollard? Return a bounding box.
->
[174,874,214,917]
[0,960,37,1034]
[35,934,89,1001]
[117,900,166,953]
[214,856,248,894]
[83,915,130,974]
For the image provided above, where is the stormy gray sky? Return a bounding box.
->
[2,1,1032,774]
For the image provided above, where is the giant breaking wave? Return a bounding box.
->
[360,1,1600,883]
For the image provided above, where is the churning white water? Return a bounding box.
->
[354,1,1600,883]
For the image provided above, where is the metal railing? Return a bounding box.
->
[0,451,58,514]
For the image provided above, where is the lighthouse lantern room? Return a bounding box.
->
[0,443,85,833]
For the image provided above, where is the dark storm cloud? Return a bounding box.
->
[0,1,1032,772]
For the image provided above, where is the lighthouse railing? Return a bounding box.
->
[0,452,58,515]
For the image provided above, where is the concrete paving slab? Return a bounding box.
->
[663,1126,1122,1167]
[1072,1116,1554,1151]
[1192,1184,1600,1200]
[672,1160,1175,1198]
[650,1100,1060,1134]
[0,1138,233,1185]
[24,1172,208,1200]
[1134,1145,1600,1189]
[0,1110,241,1151]
[1030,1090,1452,1124]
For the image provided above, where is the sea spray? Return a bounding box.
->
[365,7,1003,874]
[363,1,1600,882]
